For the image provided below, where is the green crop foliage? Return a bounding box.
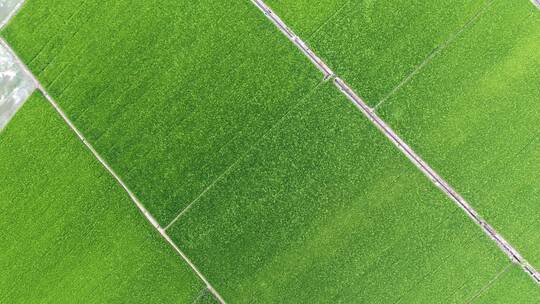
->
[376,1,540,267]
[2,0,320,226]
[471,265,540,303]
[167,84,511,303]
[2,0,538,302]
[266,0,489,105]
[0,93,208,303]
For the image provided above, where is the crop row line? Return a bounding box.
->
[0,37,227,304]
[251,0,540,285]
[373,0,495,110]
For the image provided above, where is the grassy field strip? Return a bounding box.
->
[252,0,334,80]
[373,0,495,109]
[1,93,214,303]
[0,36,226,304]
[0,0,26,30]
[252,0,540,285]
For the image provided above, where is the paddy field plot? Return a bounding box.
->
[2,0,321,226]
[1,0,540,303]
[0,93,211,303]
[166,83,515,303]
[375,0,540,269]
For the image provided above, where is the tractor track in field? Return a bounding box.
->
[0,37,227,304]
[251,0,540,286]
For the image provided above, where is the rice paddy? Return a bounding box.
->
[1,0,539,302]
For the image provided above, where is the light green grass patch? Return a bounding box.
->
[377,0,540,268]
[0,93,207,303]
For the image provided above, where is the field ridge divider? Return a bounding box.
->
[251,0,540,285]
[0,37,227,304]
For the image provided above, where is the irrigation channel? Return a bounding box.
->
[251,0,540,285]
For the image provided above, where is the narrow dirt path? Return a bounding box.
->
[252,0,540,286]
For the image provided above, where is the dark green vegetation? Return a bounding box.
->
[0,93,211,303]
[167,84,512,303]
[377,1,540,269]
[266,0,490,105]
[2,0,320,225]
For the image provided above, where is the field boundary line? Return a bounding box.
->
[0,37,227,304]
[0,0,27,30]
[306,0,350,40]
[251,0,540,285]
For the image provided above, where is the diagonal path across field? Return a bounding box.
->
[3,0,540,302]
[250,0,540,285]
[0,36,226,304]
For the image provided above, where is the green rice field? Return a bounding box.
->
[377,0,540,268]
[0,93,212,303]
[166,83,514,303]
[266,0,491,104]
[1,0,539,302]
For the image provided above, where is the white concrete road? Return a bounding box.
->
[0,0,35,131]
